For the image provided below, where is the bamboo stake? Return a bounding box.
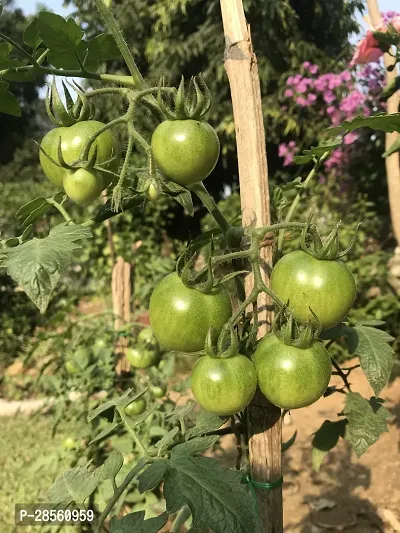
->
[219,1,283,531]
[367,0,400,245]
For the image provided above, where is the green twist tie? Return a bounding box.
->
[243,474,283,511]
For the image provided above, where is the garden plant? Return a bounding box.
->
[0,0,400,532]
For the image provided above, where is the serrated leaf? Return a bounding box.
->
[328,113,400,136]
[319,323,351,341]
[175,190,193,215]
[16,196,63,228]
[0,81,21,116]
[49,40,87,69]
[88,389,143,421]
[4,223,92,313]
[311,420,347,471]
[344,392,391,458]
[23,17,42,49]
[89,420,120,445]
[355,319,386,327]
[155,427,179,453]
[48,465,103,504]
[348,325,394,396]
[185,410,228,440]
[109,511,168,533]
[166,401,195,424]
[101,450,124,480]
[38,12,83,52]
[138,460,168,493]
[128,404,158,428]
[86,33,120,62]
[164,456,262,533]
[171,435,219,459]
[293,154,313,164]
[91,195,145,224]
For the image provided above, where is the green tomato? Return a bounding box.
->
[63,168,104,205]
[138,328,155,345]
[151,119,220,186]
[63,437,78,450]
[126,345,159,369]
[149,272,232,352]
[253,334,332,410]
[150,384,167,398]
[271,250,356,330]
[39,120,120,189]
[65,360,79,375]
[124,399,146,416]
[191,354,257,415]
[146,183,159,201]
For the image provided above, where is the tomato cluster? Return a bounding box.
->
[40,120,120,205]
[148,249,356,415]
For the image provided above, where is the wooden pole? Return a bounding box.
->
[219,1,283,532]
[366,0,400,246]
[112,256,132,372]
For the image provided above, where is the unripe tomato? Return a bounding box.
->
[124,399,146,416]
[63,437,78,450]
[271,250,356,330]
[63,168,104,205]
[126,346,159,369]
[39,120,120,189]
[151,120,220,186]
[146,183,159,201]
[149,272,232,352]
[138,328,155,345]
[150,384,167,398]
[191,354,257,415]
[253,334,332,410]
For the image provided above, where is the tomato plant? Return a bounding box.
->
[253,333,332,409]
[151,119,220,186]
[0,2,397,533]
[149,272,232,352]
[271,250,357,330]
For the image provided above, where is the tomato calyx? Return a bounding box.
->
[157,75,212,121]
[46,79,95,127]
[301,218,360,260]
[273,306,322,349]
[176,245,215,294]
[205,324,238,359]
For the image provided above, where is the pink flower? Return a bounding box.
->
[326,105,336,115]
[309,64,319,75]
[278,143,288,157]
[350,31,384,66]
[284,89,294,97]
[306,93,317,103]
[283,153,294,167]
[323,91,336,103]
[296,96,307,106]
[391,15,400,32]
[340,70,352,82]
[303,61,311,69]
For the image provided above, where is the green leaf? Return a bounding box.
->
[155,427,179,453]
[344,392,391,458]
[86,33,120,63]
[88,389,144,421]
[311,420,347,471]
[0,42,12,60]
[48,465,103,505]
[38,12,83,52]
[138,460,168,493]
[382,75,400,101]
[162,179,194,216]
[109,511,168,533]
[4,223,92,313]
[185,410,228,440]
[348,325,394,396]
[383,134,400,157]
[101,450,124,480]
[282,430,297,453]
[319,322,351,341]
[23,17,42,49]
[372,30,398,46]
[0,81,21,117]
[293,139,342,164]
[16,193,64,228]
[171,435,219,459]
[89,420,120,445]
[328,113,400,136]
[49,40,87,70]
[164,456,262,533]
[166,401,195,424]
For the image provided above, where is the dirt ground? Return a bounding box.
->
[212,358,400,533]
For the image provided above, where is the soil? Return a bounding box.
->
[213,359,400,533]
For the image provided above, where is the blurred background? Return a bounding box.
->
[0,0,399,532]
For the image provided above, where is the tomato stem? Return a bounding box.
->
[170,505,191,533]
[189,182,233,236]
[46,198,73,223]
[276,151,330,251]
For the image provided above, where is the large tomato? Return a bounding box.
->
[151,119,220,186]
[126,346,159,369]
[63,168,104,205]
[271,250,356,330]
[39,120,120,189]
[253,334,332,409]
[191,354,257,415]
[149,272,232,352]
